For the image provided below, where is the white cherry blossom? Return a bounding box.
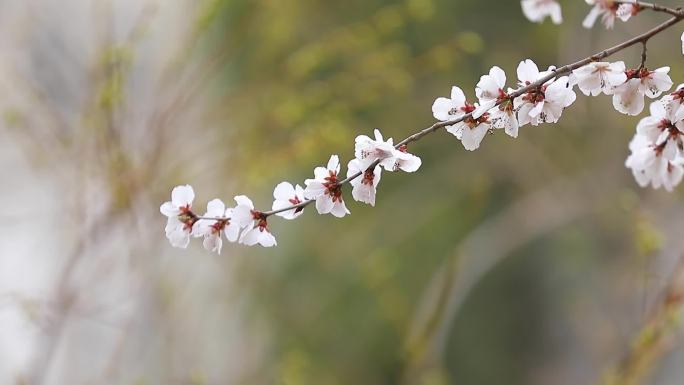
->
[192,199,232,254]
[303,155,351,217]
[521,0,562,25]
[355,129,396,168]
[583,0,636,29]
[612,67,673,116]
[239,217,277,247]
[272,182,306,220]
[636,101,684,143]
[571,61,627,96]
[433,85,492,150]
[347,158,382,206]
[355,128,421,172]
[160,185,196,248]
[514,60,576,126]
[661,83,684,115]
[626,100,684,191]
[230,195,259,229]
[231,195,277,247]
[626,133,684,191]
[432,86,468,123]
[378,145,422,172]
[681,32,684,55]
[474,66,519,137]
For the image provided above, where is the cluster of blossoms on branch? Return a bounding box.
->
[525,0,684,48]
[161,0,684,251]
[160,131,421,251]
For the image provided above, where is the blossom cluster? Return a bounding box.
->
[523,1,684,53]
[160,130,421,251]
[160,0,684,251]
[522,0,638,29]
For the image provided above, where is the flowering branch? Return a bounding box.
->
[618,1,683,18]
[161,1,684,251]
[259,12,682,217]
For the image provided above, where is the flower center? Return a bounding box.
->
[323,171,343,202]
[461,102,489,128]
[522,86,546,104]
[625,67,650,80]
[210,219,228,234]
[288,196,304,213]
[362,169,375,186]
[250,210,270,231]
[178,206,198,231]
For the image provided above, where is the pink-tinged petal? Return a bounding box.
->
[303,181,326,199]
[490,66,506,88]
[445,122,465,139]
[315,195,334,214]
[582,6,601,28]
[503,112,519,138]
[460,123,490,151]
[373,128,384,142]
[191,219,212,238]
[231,204,254,228]
[168,228,190,249]
[373,165,382,187]
[473,100,495,120]
[645,69,673,98]
[399,154,421,172]
[233,195,254,209]
[330,201,350,218]
[258,230,277,247]
[450,86,466,105]
[171,185,194,208]
[613,82,645,116]
[225,223,241,242]
[517,59,539,84]
[160,202,180,217]
[313,167,328,180]
[165,216,182,236]
[273,182,296,200]
[529,101,544,118]
[352,183,376,206]
[327,155,340,173]
[636,116,661,142]
[203,234,223,254]
[346,159,362,176]
[432,97,457,121]
[516,102,533,127]
[605,71,627,89]
[649,100,666,119]
[206,199,226,217]
[239,227,260,246]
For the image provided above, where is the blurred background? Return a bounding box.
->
[1,0,684,384]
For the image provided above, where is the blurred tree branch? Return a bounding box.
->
[601,258,684,385]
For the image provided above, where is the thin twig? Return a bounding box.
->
[618,1,684,18]
[638,42,648,70]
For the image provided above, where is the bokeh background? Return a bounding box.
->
[1,0,684,384]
